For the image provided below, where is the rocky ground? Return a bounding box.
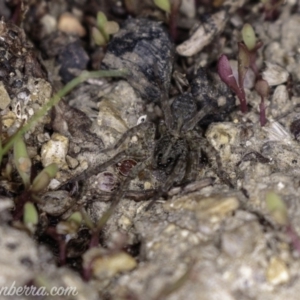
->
[1,0,300,299]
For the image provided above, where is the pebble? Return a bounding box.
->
[41,133,69,169]
[266,256,289,285]
[83,248,137,280]
[0,82,11,109]
[58,12,86,37]
[262,62,289,86]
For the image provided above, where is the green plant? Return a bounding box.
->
[218,23,269,125]
[154,0,171,12]
[153,0,182,41]
[23,202,38,234]
[12,137,58,221]
[92,12,119,46]
[47,211,83,265]
[266,191,300,254]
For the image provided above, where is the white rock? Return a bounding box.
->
[266,256,290,285]
[271,85,290,118]
[41,133,69,169]
[0,82,11,109]
[262,62,289,86]
[180,0,196,18]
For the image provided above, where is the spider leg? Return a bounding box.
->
[160,89,175,133]
[181,105,212,133]
[204,142,235,188]
[57,122,155,189]
[96,158,151,229]
[184,135,201,183]
[102,122,155,153]
[125,189,157,201]
[154,66,174,133]
[88,189,158,202]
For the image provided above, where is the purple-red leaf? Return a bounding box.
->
[218,54,239,93]
[218,54,247,113]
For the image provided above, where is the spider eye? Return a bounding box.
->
[167,158,173,164]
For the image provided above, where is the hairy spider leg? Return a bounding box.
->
[184,131,203,182]
[182,105,212,133]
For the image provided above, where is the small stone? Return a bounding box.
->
[41,133,69,169]
[0,82,11,109]
[164,192,239,223]
[66,155,79,169]
[95,80,144,147]
[262,62,289,86]
[0,197,14,212]
[266,256,289,285]
[196,196,239,222]
[58,12,86,37]
[206,122,240,162]
[57,41,89,83]
[37,133,50,143]
[271,85,290,118]
[40,14,57,35]
[2,111,16,130]
[118,215,132,230]
[102,18,174,102]
[221,221,262,258]
[84,248,137,280]
[180,0,196,18]
[94,253,137,277]
[38,191,75,216]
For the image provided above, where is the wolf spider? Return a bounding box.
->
[62,80,220,211]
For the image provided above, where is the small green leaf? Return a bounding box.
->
[97,11,109,42]
[97,11,107,28]
[242,23,257,51]
[68,211,82,226]
[24,202,38,226]
[92,27,107,46]
[14,137,32,189]
[56,212,82,235]
[266,191,288,225]
[154,0,171,13]
[30,163,58,193]
[104,21,120,35]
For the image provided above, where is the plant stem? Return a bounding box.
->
[89,230,100,248]
[286,224,300,254]
[13,191,30,220]
[238,89,248,113]
[259,98,267,126]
